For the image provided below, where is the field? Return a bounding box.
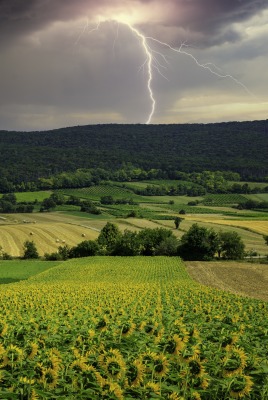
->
[0,213,99,257]
[1,182,268,257]
[0,257,267,399]
[186,261,268,301]
[0,260,59,284]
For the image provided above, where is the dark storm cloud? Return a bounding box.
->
[0,0,267,47]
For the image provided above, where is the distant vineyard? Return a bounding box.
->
[203,194,247,206]
[60,185,145,202]
[0,257,267,398]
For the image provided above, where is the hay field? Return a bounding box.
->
[0,220,98,257]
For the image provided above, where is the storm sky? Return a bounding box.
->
[0,0,268,130]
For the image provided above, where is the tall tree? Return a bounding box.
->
[23,241,39,259]
[178,224,219,261]
[97,222,121,254]
[218,231,245,260]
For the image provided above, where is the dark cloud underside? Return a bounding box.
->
[0,0,267,47]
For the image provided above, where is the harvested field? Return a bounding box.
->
[0,221,98,256]
[186,261,268,301]
[184,216,268,235]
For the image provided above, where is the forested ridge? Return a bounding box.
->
[1,120,268,186]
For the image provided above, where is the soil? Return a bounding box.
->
[185,261,268,301]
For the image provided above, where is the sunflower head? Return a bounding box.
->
[6,344,23,364]
[40,367,58,389]
[153,353,169,378]
[126,359,144,387]
[222,348,247,377]
[25,343,38,360]
[229,374,253,398]
[104,355,126,380]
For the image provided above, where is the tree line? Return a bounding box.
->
[11,222,256,262]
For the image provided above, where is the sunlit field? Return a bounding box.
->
[0,257,267,399]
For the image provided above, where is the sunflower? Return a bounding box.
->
[152,353,169,378]
[168,393,182,400]
[119,321,136,337]
[30,389,39,400]
[173,321,189,343]
[95,315,109,332]
[0,349,8,368]
[221,334,239,349]
[181,344,201,363]
[222,348,247,377]
[188,355,206,378]
[98,348,122,368]
[103,354,126,380]
[40,367,58,389]
[165,334,186,356]
[141,351,157,372]
[19,377,35,385]
[99,377,124,400]
[229,374,253,398]
[0,323,8,337]
[24,343,38,360]
[42,350,61,373]
[88,329,95,339]
[190,391,201,400]
[6,344,23,365]
[34,362,44,380]
[70,357,89,373]
[0,370,5,383]
[144,381,161,396]
[126,359,145,387]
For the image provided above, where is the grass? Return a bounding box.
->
[14,191,52,202]
[203,193,248,205]
[0,260,60,284]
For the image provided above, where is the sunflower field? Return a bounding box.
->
[0,257,267,399]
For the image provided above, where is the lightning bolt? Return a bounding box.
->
[78,19,253,124]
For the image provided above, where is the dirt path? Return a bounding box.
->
[185,261,268,301]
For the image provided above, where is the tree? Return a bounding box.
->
[263,235,268,246]
[2,193,17,205]
[40,197,56,212]
[97,222,121,254]
[177,224,219,261]
[58,245,71,260]
[218,231,245,260]
[138,228,176,256]
[23,240,39,259]
[174,216,183,229]
[70,240,100,258]
[112,230,141,256]
[155,236,178,256]
[100,196,114,205]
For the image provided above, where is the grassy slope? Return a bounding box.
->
[0,260,60,284]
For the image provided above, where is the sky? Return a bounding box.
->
[0,0,268,131]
